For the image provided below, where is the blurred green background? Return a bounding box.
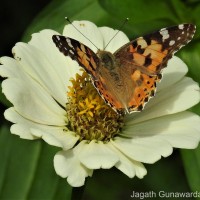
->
[0,0,200,199]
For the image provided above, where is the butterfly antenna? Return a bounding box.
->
[103,18,129,50]
[65,17,100,51]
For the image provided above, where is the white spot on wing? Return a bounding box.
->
[179,24,184,30]
[169,40,175,46]
[160,29,169,41]
[66,38,73,48]
[69,50,74,54]
[56,36,61,40]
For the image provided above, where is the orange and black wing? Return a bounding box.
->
[52,35,99,79]
[114,24,196,113]
[52,35,119,112]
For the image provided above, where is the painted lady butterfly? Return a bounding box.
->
[52,23,195,114]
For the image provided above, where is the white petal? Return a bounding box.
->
[0,57,24,78]
[123,111,200,149]
[127,77,200,124]
[79,140,119,169]
[112,136,173,164]
[1,55,67,126]
[12,42,68,107]
[54,141,93,187]
[2,76,66,126]
[108,143,147,178]
[118,111,200,164]
[5,107,37,140]
[157,56,188,91]
[98,27,129,52]
[29,29,81,90]
[5,107,78,149]
[31,128,79,150]
[63,20,103,53]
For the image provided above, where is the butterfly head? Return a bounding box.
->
[97,50,116,70]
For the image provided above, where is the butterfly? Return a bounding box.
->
[52,23,196,114]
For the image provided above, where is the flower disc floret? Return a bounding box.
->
[66,71,124,141]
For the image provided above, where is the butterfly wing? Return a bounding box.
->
[52,35,99,79]
[115,24,195,74]
[52,35,119,112]
[114,23,196,113]
[52,24,195,114]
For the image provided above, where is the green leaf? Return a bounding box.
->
[179,41,200,85]
[192,5,200,39]
[169,0,191,22]
[97,0,199,41]
[184,0,200,6]
[181,146,200,193]
[0,126,41,199]
[0,126,13,193]
[99,0,178,23]
[0,126,71,200]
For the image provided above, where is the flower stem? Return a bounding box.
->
[71,182,87,200]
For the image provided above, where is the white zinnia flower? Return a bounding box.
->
[0,21,200,187]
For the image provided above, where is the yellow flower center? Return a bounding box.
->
[66,70,124,141]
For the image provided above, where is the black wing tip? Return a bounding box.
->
[182,23,196,28]
[176,23,196,38]
[52,35,60,45]
[182,23,196,34]
[52,35,71,56]
[52,35,59,39]
[167,23,196,30]
[52,35,71,43]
